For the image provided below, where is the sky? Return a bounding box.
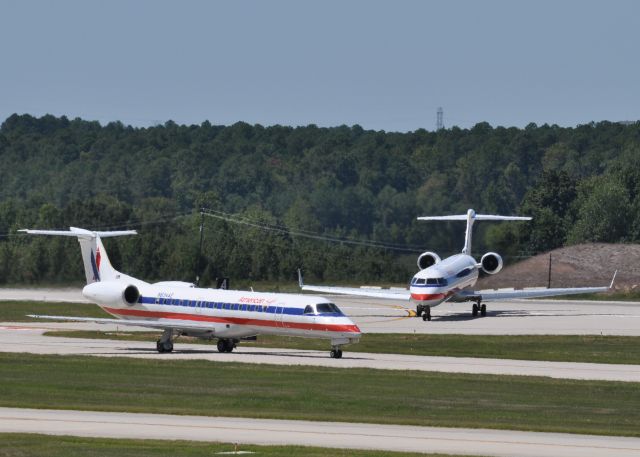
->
[1,0,639,132]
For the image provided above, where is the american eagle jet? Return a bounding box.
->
[300,209,614,321]
[21,227,360,358]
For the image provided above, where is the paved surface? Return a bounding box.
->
[1,407,639,457]
[2,287,639,335]
[340,296,640,336]
[1,324,639,382]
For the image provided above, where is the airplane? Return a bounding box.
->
[300,209,614,321]
[19,227,360,358]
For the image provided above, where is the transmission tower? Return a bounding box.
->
[436,107,444,130]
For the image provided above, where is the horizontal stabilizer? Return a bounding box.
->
[417,214,531,221]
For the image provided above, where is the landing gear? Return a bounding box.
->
[472,301,487,317]
[417,304,431,321]
[330,348,343,359]
[156,329,175,353]
[217,338,235,353]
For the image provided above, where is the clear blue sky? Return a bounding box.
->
[1,0,638,131]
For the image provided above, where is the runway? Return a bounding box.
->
[1,407,639,457]
[2,287,639,335]
[1,324,639,382]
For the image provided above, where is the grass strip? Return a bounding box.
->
[47,330,640,365]
[0,433,467,457]
[0,353,638,437]
[0,301,109,321]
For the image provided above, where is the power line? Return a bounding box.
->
[201,208,424,253]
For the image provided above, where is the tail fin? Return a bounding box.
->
[19,227,137,284]
[417,209,530,255]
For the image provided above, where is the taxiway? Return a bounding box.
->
[1,407,639,457]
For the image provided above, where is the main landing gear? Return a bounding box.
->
[472,301,487,317]
[156,329,175,353]
[217,338,236,353]
[416,304,432,321]
[330,347,343,359]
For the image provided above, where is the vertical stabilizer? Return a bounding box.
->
[18,227,137,284]
[417,209,531,256]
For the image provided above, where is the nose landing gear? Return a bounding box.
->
[416,304,432,321]
[330,348,343,359]
[217,338,236,353]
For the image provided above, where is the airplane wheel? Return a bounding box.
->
[422,306,431,321]
[472,304,478,317]
[226,340,235,353]
[157,340,173,353]
[330,349,343,359]
[480,304,487,317]
[416,305,423,317]
[156,340,164,353]
[217,339,227,353]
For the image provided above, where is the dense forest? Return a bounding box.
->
[0,113,639,286]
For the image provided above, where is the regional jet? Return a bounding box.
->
[300,209,614,321]
[20,227,360,358]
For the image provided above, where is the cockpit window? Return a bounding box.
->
[456,268,473,278]
[315,303,343,315]
[414,278,426,285]
[426,277,447,286]
[303,305,315,314]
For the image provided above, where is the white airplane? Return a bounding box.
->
[300,209,614,321]
[20,227,361,358]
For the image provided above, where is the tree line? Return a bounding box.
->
[0,113,639,285]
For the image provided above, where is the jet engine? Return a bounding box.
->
[480,252,503,275]
[417,251,441,270]
[82,281,141,306]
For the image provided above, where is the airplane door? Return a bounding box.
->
[277,304,285,328]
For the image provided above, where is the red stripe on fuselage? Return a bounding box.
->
[410,293,446,301]
[102,307,360,334]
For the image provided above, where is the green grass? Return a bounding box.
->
[0,353,639,437]
[0,301,109,321]
[0,434,468,457]
[47,330,640,365]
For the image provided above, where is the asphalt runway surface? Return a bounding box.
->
[1,287,639,335]
[1,407,639,457]
[1,323,639,382]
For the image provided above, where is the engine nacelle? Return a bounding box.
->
[82,281,141,306]
[480,252,503,275]
[417,251,441,270]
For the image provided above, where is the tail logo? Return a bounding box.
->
[90,248,101,282]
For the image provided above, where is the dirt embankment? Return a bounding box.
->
[476,243,640,291]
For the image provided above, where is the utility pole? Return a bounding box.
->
[194,208,205,286]
[547,253,552,289]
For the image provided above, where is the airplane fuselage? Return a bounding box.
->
[83,281,361,346]
[409,254,478,307]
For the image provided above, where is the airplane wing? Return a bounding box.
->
[300,284,411,300]
[455,285,609,301]
[27,314,215,331]
[457,271,616,301]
